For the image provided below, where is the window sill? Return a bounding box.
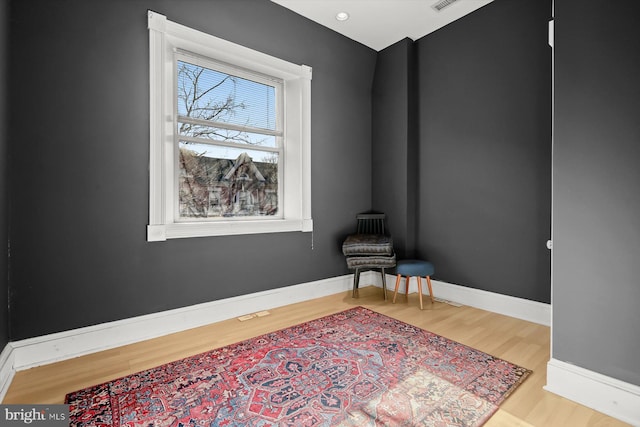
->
[147,219,313,241]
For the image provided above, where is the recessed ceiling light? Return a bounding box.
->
[335,11,350,21]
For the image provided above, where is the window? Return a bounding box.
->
[147,11,312,241]
[176,57,281,219]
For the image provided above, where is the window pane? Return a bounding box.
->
[177,60,277,132]
[178,141,279,219]
[178,121,277,148]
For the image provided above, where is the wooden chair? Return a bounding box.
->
[342,213,396,299]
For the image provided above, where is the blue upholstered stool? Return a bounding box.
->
[393,259,435,310]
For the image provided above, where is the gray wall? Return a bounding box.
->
[0,0,8,349]
[3,0,557,344]
[553,0,640,386]
[372,39,418,259]
[415,0,552,303]
[6,0,376,340]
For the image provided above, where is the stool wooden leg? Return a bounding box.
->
[426,275,435,303]
[417,276,424,310]
[405,275,410,296]
[393,275,401,303]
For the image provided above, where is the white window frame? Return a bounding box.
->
[147,11,312,241]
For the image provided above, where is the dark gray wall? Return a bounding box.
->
[6,0,376,340]
[415,0,552,303]
[553,0,640,386]
[0,0,9,349]
[4,0,557,344]
[372,39,417,259]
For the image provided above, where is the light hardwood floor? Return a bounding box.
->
[3,286,630,426]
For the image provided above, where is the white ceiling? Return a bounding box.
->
[271,0,494,51]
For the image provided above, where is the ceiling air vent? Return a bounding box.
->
[431,0,459,12]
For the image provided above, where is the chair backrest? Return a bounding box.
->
[356,213,386,235]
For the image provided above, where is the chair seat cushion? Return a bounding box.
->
[342,234,394,256]
[396,259,435,277]
[346,254,396,269]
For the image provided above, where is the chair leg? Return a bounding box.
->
[393,275,401,303]
[417,276,424,310]
[426,275,435,303]
[352,268,361,298]
[380,268,388,300]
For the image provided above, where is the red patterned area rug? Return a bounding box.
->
[66,307,530,426]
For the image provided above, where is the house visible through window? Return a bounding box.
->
[147,11,312,241]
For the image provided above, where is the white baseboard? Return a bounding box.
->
[0,344,16,401]
[545,358,640,426]
[431,279,551,326]
[7,275,353,374]
[375,274,551,326]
